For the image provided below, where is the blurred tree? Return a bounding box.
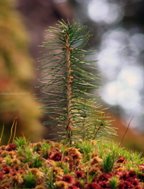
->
[0,0,43,143]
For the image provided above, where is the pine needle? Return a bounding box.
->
[39,20,116,143]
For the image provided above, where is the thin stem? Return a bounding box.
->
[65,33,73,145]
[0,124,4,145]
[8,119,16,144]
[119,116,133,146]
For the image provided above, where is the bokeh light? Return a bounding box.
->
[84,0,144,130]
[88,0,123,24]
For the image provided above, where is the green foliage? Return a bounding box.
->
[45,168,56,189]
[109,177,119,189]
[41,142,51,151]
[40,20,116,144]
[17,146,33,163]
[102,152,116,173]
[17,142,42,167]
[14,137,28,148]
[56,162,69,174]
[4,155,12,165]
[31,155,43,168]
[75,140,95,162]
[97,140,144,170]
[0,137,144,188]
[41,142,51,158]
[75,141,94,154]
[23,172,37,188]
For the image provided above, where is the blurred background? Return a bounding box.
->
[70,0,144,150]
[0,0,144,151]
[74,0,144,132]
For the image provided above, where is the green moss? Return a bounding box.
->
[23,172,37,188]
[109,176,119,189]
[97,140,144,170]
[102,152,116,173]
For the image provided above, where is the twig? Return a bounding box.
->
[0,124,4,145]
[119,116,133,146]
[8,118,17,144]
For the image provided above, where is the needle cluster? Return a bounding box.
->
[40,21,116,144]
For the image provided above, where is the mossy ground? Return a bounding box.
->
[0,138,144,189]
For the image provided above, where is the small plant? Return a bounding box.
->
[46,168,56,189]
[4,155,12,165]
[103,152,116,173]
[17,146,33,163]
[14,137,28,148]
[109,176,119,189]
[75,141,95,162]
[56,162,69,174]
[31,155,43,168]
[23,172,37,188]
[40,20,116,144]
[41,142,51,158]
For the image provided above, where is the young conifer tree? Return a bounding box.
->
[40,21,116,144]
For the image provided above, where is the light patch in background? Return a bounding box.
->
[97,29,129,79]
[97,28,144,128]
[76,0,144,130]
[101,67,142,112]
[118,66,143,90]
[88,0,123,24]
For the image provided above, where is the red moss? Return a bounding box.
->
[2,166,10,174]
[68,186,80,189]
[0,141,143,189]
[117,156,126,164]
[49,151,62,161]
[62,174,75,184]
[98,173,112,181]
[128,170,136,177]
[118,180,141,189]
[0,172,4,179]
[85,182,101,189]
[6,143,17,151]
[75,170,85,178]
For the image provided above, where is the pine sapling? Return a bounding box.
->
[39,20,116,144]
